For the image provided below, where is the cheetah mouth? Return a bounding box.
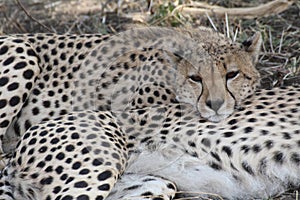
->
[204,113,230,123]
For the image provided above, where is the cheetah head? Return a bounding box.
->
[173,32,262,122]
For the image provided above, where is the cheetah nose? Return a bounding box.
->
[206,99,224,112]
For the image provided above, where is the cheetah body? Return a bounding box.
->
[0,27,261,152]
[0,27,292,200]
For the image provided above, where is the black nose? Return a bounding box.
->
[206,99,224,112]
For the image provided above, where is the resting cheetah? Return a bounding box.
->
[0,86,299,200]
[0,27,261,155]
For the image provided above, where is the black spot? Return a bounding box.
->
[61,195,72,200]
[273,151,284,164]
[174,112,182,117]
[266,91,275,95]
[25,82,33,90]
[248,118,257,123]
[266,121,275,126]
[74,181,87,188]
[242,161,254,175]
[241,145,250,153]
[130,54,136,62]
[98,184,110,191]
[47,39,55,44]
[27,157,35,164]
[40,177,53,185]
[72,162,81,170]
[92,159,102,166]
[43,101,51,108]
[125,185,141,190]
[138,54,147,61]
[258,112,267,117]
[97,170,112,181]
[36,36,44,40]
[9,96,20,107]
[255,105,264,109]
[81,147,90,155]
[0,99,7,109]
[45,166,53,173]
[32,88,41,96]
[291,153,300,164]
[25,120,32,130]
[244,127,253,133]
[211,152,221,162]
[30,173,39,179]
[0,45,8,55]
[15,47,24,53]
[66,177,74,184]
[252,145,261,153]
[65,144,75,152]
[32,107,39,115]
[14,61,27,70]
[188,141,196,147]
[56,127,65,133]
[51,49,57,55]
[210,162,222,170]
[79,169,90,175]
[85,41,92,48]
[141,192,153,196]
[39,130,48,137]
[71,132,79,139]
[141,136,151,143]
[52,186,62,195]
[222,146,232,157]
[201,138,211,147]
[60,53,66,60]
[77,195,89,200]
[58,42,65,48]
[28,138,37,145]
[282,132,291,140]
[3,56,15,66]
[95,195,104,200]
[245,111,253,115]
[158,129,168,135]
[145,87,151,93]
[56,152,65,160]
[186,130,195,136]
[0,77,9,86]
[167,183,176,190]
[23,69,34,79]
[223,131,234,137]
[50,138,59,144]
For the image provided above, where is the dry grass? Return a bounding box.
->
[0,0,299,199]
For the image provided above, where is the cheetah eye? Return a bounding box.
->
[226,71,239,80]
[188,75,202,83]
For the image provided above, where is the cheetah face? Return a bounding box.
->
[175,33,262,122]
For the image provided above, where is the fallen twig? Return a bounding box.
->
[173,0,295,19]
[15,0,53,32]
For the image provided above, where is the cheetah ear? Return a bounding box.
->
[242,32,262,63]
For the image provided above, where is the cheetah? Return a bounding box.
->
[0,85,299,199]
[0,27,261,155]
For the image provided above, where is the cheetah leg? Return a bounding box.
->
[0,110,128,200]
[106,173,177,200]
[0,37,41,159]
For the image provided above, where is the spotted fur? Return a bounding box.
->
[0,27,261,155]
[0,86,299,199]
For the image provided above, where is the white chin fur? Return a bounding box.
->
[205,114,230,122]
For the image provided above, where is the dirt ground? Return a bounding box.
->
[0,0,299,199]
